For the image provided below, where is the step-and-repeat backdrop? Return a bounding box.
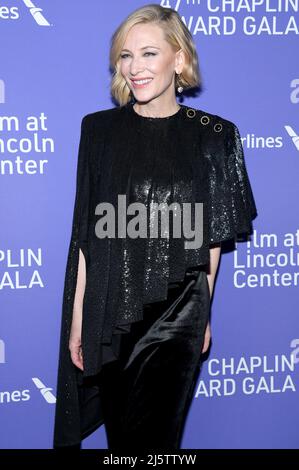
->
[1,0,298,449]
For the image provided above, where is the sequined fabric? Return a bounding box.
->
[53,102,257,447]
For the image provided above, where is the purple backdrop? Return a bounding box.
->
[1,0,298,449]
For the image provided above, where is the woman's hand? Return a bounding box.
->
[69,314,84,371]
[201,321,211,354]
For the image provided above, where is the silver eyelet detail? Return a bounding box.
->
[186,108,196,118]
[200,115,210,125]
[214,123,223,132]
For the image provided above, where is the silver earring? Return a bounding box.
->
[176,72,183,93]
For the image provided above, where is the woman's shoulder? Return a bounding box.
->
[182,104,237,136]
[81,105,122,130]
[80,104,239,137]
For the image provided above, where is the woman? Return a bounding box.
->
[53,4,257,450]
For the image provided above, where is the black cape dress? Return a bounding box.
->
[53,101,258,448]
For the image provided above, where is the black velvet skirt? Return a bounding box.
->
[98,268,210,451]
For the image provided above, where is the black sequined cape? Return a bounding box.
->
[53,102,258,447]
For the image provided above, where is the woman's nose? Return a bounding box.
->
[130,57,145,75]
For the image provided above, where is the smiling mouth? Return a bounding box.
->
[131,78,153,87]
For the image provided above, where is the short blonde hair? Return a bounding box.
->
[109,3,201,106]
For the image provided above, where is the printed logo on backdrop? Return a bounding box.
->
[0,249,44,290]
[285,124,299,151]
[0,339,5,364]
[0,0,52,26]
[290,78,299,104]
[181,77,299,153]
[0,378,55,405]
[32,378,56,403]
[285,78,299,150]
[235,125,298,151]
[196,341,299,398]
[0,388,30,403]
[0,110,54,176]
[0,79,4,104]
[233,229,299,288]
[161,0,299,35]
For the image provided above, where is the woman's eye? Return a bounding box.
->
[120,52,156,59]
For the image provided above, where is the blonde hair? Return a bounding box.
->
[109,3,201,106]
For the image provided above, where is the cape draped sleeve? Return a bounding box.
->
[207,122,258,244]
[53,114,96,448]
[70,115,91,267]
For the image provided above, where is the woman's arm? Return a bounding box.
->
[201,243,221,354]
[206,243,221,299]
[69,248,86,370]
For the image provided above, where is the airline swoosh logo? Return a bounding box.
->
[32,378,56,403]
[285,125,299,151]
[22,0,51,26]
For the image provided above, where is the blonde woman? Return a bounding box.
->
[53,4,257,450]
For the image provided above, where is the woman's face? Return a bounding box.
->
[119,22,183,103]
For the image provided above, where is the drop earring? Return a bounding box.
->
[176,73,183,93]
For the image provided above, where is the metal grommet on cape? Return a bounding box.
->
[200,115,210,125]
[214,123,223,132]
[186,108,196,118]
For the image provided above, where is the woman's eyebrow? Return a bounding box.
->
[121,46,161,52]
